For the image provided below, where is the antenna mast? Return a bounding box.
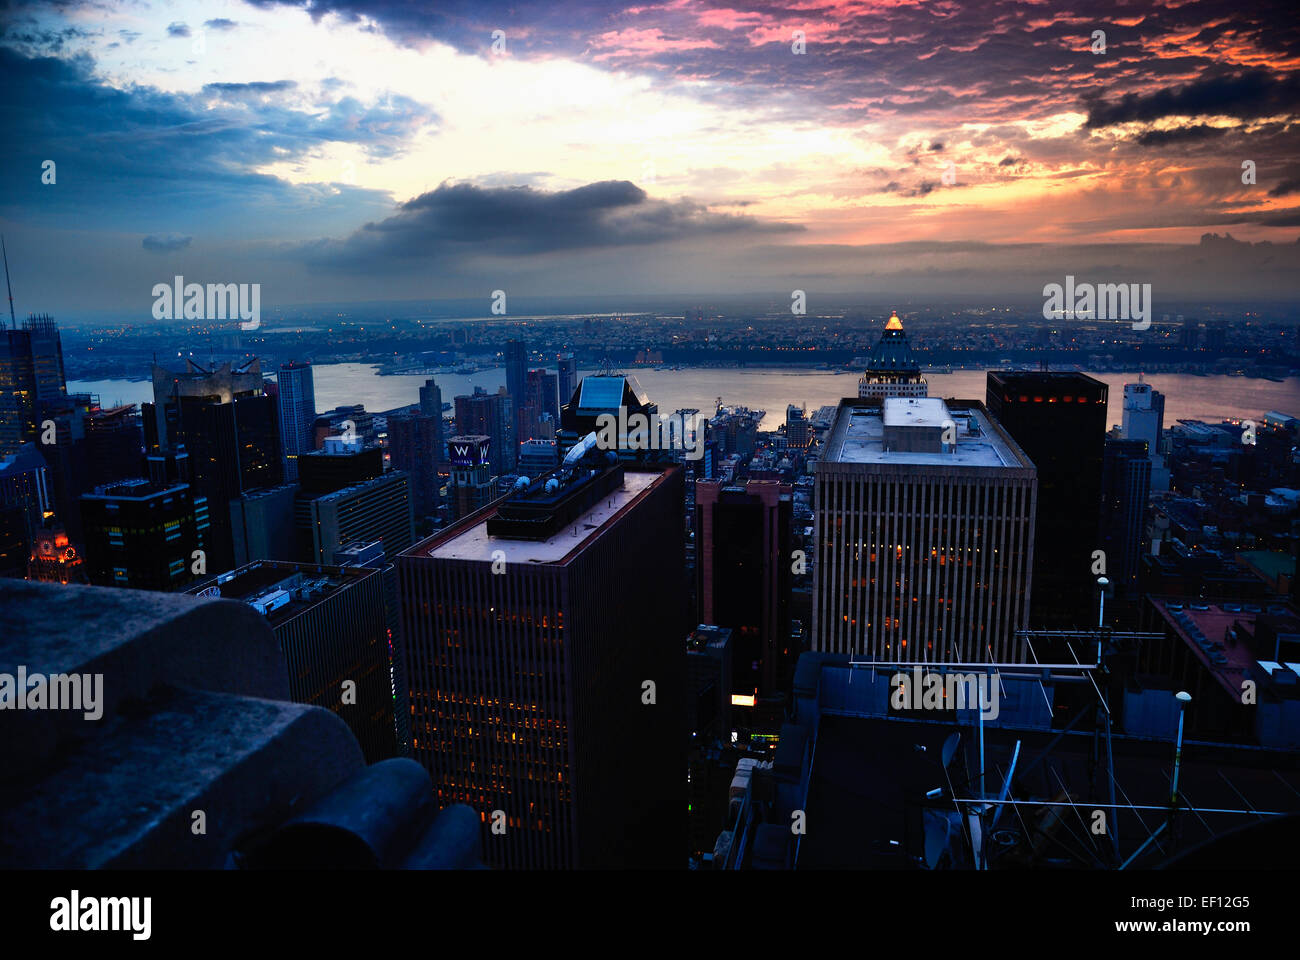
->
[2,235,15,330]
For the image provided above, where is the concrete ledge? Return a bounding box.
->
[1,580,289,770]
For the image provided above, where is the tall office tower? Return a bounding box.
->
[455,389,513,474]
[1099,438,1152,598]
[0,444,51,576]
[813,398,1037,663]
[297,470,414,566]
[276,361,316,482]
[786,404,811,451]
[419,377,443,418]
[695,479,793,698]
[83,404,143,489]
[143,359,282,571]
[0,314,67,455]
[526,368,560,424]
[986,371,1108,628]
[504,339,528,409]
[387,410,442,517]
[398,445,685,869]
[515,404,541,448]
[444,435,499,520]
[1122,378,1170,493]
[188,561,400,762]
[80,478,208,590]
[686,624,732,861]
[557,353,577,408]
[858,311,927,400]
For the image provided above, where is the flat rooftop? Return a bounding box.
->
[822,399,1028,469]
[416,469,659,565]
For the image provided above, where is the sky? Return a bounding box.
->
[1,0,1299,315]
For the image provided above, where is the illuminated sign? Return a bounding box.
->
[730,694,756,707]
[448,436,491,467]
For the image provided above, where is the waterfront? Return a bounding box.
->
[72,364,1300,433]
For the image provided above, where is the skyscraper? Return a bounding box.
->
[1122,378,1169,492]
[455,389,514,474]
[144,359,282,571]
[525,368,559,426]
[1099,438,1152,598]
[276,361,316,482]
[398,446,685,869]
[695,479,792,698]
[297,470,414,566]
[504,339,528,410]
[386,410,442,517]
[986,371,1108,628]
[858,311,927,400]
[556,353,577,409]
[813,397,1037,663]
[0,314,67,455]
[80,478,209,590]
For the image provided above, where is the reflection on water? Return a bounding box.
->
[71,364,1299,433]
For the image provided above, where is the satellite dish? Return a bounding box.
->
[941,732,962,770]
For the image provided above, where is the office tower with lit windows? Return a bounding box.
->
[188,560,401,763]
[695,479,792,698]
[0,314,67,455]
[1099,438,1152,598]
[786,404,811,451]
[813,397,1037,663]
[986,371,1108,628]
[398,446,685,869]
[297,470,414,567]
[80,478,208,591]
[143,359,282,572]
[276,361,316,482]
[858,311,927,400]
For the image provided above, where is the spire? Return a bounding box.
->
[2,235,15,331]
[885,310,903,331]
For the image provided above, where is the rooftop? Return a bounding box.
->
[412,469,660,565]
[821,398,1031,470]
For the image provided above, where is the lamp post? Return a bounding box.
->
[1169,691,1192,852]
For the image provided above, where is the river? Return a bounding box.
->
[72,364,1299,432]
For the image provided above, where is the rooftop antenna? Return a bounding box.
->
[2,235,16,330]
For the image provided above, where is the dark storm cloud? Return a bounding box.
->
[1268,178,1300,198]
[1134,125,1229,147]
[291,179,802,272]
[1085,69,1300,128]
[142,233,192,252]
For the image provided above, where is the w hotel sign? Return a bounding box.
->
[448,435,491,467]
